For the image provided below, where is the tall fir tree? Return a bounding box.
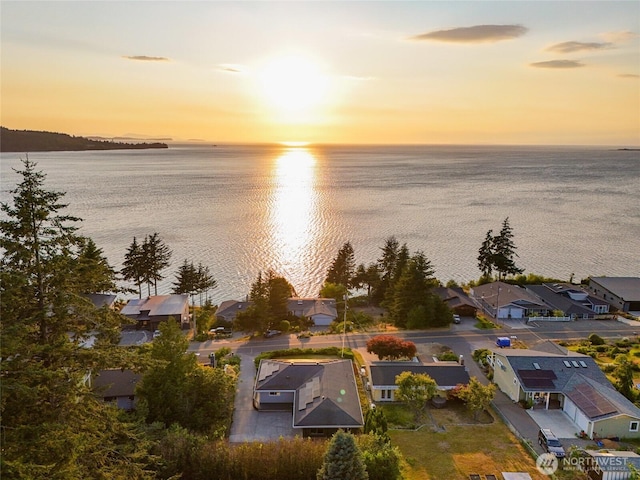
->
[0,159,152,478]
[326,241,356,288]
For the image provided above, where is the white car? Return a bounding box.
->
[153,329,161,339]
[453,314,461,324]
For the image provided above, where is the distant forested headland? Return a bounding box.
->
[0,127,168,152]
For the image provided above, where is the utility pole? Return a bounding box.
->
[341,291,348,358]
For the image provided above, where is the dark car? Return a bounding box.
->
[538,429,565,457]
[264,329,282,338]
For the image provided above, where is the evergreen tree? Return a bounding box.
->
[390,251,435,327]
[122,236,145,297]
[266,270,295,321]
[74,237,118,293]
[326,241,356,288]
[477,218,524,281]
[477,230,494,278]
[374,236,399,304]
[492,217,524,280]
[0,159,151,478]
[137,318,198,427]
[352,263,380,304]
[143,232,172,296]
[172,259,199,295]
[363,408,389,442]
[317,430,368,480]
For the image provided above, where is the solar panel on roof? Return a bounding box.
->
[563,361,572,367]
[533,363,541,370]
[579,361,588,368]
[571,361,580,368]
[567,383,617,419]
[517,369,557,388]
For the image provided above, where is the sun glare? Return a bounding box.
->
[257,54,329,118]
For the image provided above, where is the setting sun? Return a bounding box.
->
[257,54,330,119]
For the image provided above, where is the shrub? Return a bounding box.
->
[576,347,591,355]
[366,335,417,360]
[438,351,459,362]
[596,345,608,353]
[279,320,291,333]
[472,348,492,364]
[589,333,605,346]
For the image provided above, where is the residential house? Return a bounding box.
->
[589,277,640,314]
[83,293,118,309]
[287,297,338,326]
[579,450,640,480]
[216,297,338,327]
[470,281,549,320]
[215,299,252,323]
[368,363,470,402]
[120,294,190,331]
[92,369,141,411]
[253,359,364,436]
[490,341,640,439]
[433,286,478,317]
[538,282,610,315]
[526,284,597,319]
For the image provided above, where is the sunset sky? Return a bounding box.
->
[2,1,639,145]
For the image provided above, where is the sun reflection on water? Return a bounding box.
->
[270,147,317,276]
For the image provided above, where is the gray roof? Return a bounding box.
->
[591,277,640,301]
[216,300,252,321]
[120,295,188,318]
[583,450,640,471]
[287,298,337,319]
[495,348,640,421]
[255,359,363,429]
[93,369,140,398]
[83,293,117,308]
[526,285,595,317]
[433,287,477,310]
[369,363,470,389]
[471,281,546,310]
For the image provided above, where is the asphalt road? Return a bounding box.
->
[188,318,640,362]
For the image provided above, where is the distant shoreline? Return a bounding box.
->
[0,127,168,153]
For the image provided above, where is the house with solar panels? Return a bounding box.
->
[253,359,364,437]
[120,294,190,331]
[490,341,640,439]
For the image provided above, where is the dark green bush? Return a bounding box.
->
[596,345,608,353]
[589,333,605,345]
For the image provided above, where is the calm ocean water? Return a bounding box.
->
[2,144,639,305]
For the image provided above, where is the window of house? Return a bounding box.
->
[630,421,639,432]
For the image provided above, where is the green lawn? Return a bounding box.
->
[383,403,548,480]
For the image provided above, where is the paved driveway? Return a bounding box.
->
[527,409,578,439]
[228,352,296,443]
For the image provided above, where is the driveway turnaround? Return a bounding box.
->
[228,352,296,442]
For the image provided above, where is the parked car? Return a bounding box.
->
[453,314,461,324]
[538,429,565,457]
[264,329,282,338]
[153,330,161,339]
